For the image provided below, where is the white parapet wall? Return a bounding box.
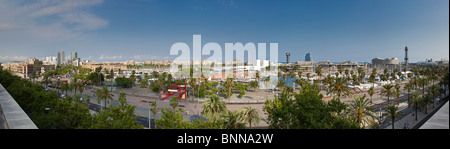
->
[0,84,38,129]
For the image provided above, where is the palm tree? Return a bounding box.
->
[223,78,234,99]
[150,101,158,117]
[249,81,259,92]
[43,75,50,88]
[394,83,401,105]
[298,71,303,80]
[357,67,365,84]
[61,82,69,97]
[349,95,375,128]
[239,106,260,129]
[118,92,127,107]
[429,85,439,108]
[223,110,245,129]
[289,71,296,87]
[306,73,311,83]
[412,77,419,91]
[95,88,102,107]
[189,77,196,99]
[384,104,403,129]
[202,94,227,123]
[315,66,322,85]
[409,92,421,121]
[78,84,84,95]
[368,87,375,103]
[100,86,114,109]
[344,69,350,82]
[327,77,350,98]
[380,84,394,104]
[419,78,428,95]
[56,79,61,94]
[404,81,414,105]
[421,93,432,114]
[84,95,91,107]
[264,77,271,88]
[71,78,79,94]
[109,69,115,92]
[170,96,179,111]
[255,71,260,83]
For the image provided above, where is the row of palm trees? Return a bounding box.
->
[201,94,260,129]
[51,78,87,97]
[373,65,449,129]
[273,64,448,129]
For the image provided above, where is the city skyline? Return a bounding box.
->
[0,0,448,63]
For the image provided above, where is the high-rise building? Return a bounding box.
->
[305,52,312,61]
[57,50,65,66]
[45,56,57,65]
[71,52,77,61]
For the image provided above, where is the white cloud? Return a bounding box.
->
[60,12,108,30]
[218,0,237,8]
[133,54,157,60]
[99,55,123,60]
[30,0,103,17]
[0,55,28,62]
[0,0,107,40]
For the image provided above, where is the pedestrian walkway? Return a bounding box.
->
[384,99,448,129]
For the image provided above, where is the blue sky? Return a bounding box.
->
[0,0,448,63]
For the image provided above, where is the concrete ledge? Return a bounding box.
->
[0,83,38,129]
[420,101,449,129]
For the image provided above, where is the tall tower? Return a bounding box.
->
[404,46,408,72]
[305,52,312,61]
[286,52,290,64]
[71,52,77,61]
[57,50,65,66]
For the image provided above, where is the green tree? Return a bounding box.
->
[409,92,421,121]
[368,87,375,103]
[109,69,115,92]
[239,106,260,129]
[202,94,227,123]
[419,78,428,95]
[249,80,259,92]
[170,96,179,111]
[61,82,69,97]
[99,86,114,109]
[264,83,359,129]
[115,77,132,88]
[394,83,401,105]
[327,77,350,98]
[150,101,158,119]
[89,92,143,129]
[156,108,185,129]
[429,85,439,108]
[380,84,394,104]
[223,110,246,129]
[384,104,403,129]
[221,78,234,99]
[315,66,322,85]
[404,81,414,106]
[348,95,375,128]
